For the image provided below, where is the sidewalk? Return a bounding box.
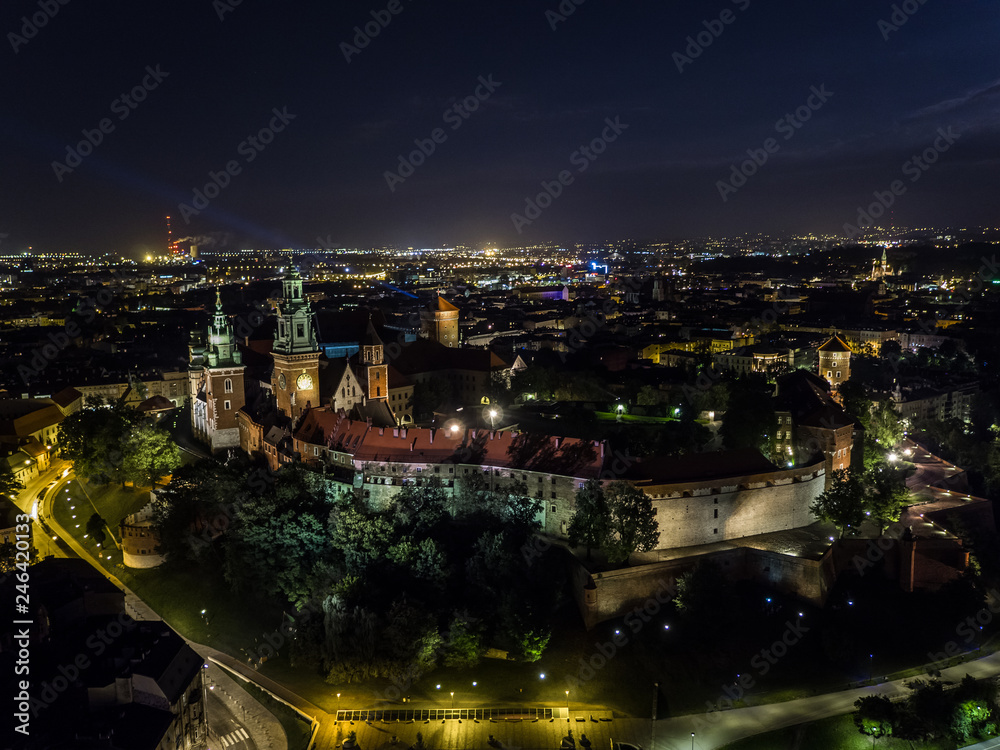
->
[205,659,288,750]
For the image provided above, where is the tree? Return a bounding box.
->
[224,466,338,607]
[511,365,559,401]
[810,469,866,538]
[0,539,37,573]
[387,537,448,589]
[719,376,777,457]
[329,504,396,576]
[865,462,910,534]
[411,376,453,419]
[839,380,872,424]
[0,470,22,501]
[603,481,659,565]
[150,459,243,561]
[854,695,895,740]
[636,385,661,407]
[57,400,141,484]
[567,479,609,560]
[121,424,182,487]
[86,513,107,546]
[867,398,904,450]
[392,478,449,533]
[442,615,485,668]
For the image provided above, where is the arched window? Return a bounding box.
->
[224,378,233,393]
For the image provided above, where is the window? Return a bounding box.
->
[827,371,832,378]
[714,528,718,534]
[224,400,231,411]
[224,378,233,393]
[314,447,319,456]
[551,505,557,513]
[714,509,718,519]
[550,492,556,499]
[836,371,841,378]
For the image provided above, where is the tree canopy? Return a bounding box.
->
[567,480,659,565]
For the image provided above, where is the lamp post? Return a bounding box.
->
[337,693,341,719]
[451,691,455,709]
[869,653,874,684]
[488,409,498,428]
[565,690,569,717]
[691,731,695,750]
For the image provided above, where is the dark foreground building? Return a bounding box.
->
[3,559,207,750]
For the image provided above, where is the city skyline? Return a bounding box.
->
[1,0,998,254]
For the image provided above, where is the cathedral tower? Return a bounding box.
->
[189,290,246,451]
[271,269,321,420]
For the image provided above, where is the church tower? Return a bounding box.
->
[271,269,321,420]
[818,334,852,394]
[189,290,246,451]
[360,319,389,401]
[419,296,459,347]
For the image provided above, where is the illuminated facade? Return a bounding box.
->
[189,291,245,451]
[271,270,321,420]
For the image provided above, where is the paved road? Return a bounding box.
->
[10,459,76,560]
[652,647,1000,747]
[208,681,259,750]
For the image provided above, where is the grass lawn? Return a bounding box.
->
[52,478,285,657]
[719,712,984,749]
[242,682,314,750]
[593,412,678,424]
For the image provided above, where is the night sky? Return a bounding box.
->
[1,0,997,254]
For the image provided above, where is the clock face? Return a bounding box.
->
[278,373,287,390]
[297,373,313,390]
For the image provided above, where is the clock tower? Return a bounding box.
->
[271,269,321,420]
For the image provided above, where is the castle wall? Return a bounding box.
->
[648,465,825,549]
[568,547,828,630]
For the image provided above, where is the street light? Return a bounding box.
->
[450,691,455,709]
[691,731,695,749]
